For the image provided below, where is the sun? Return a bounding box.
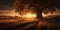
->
[25,13,36,18]
[21,13,37,20]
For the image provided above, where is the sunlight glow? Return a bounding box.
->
[21,13,37,20]
[25,13,36,18]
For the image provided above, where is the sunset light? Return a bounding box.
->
[25,13,36,18]
[21,13,37,20]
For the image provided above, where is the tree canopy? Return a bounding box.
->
[15,0,60,12]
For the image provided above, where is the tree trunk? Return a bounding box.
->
[37,11,43,20]
[36,7,43,20]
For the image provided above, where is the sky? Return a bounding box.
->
[0,0,60,16]
[0,0,17,16]
[0,0,15,11]
[0,0,60,11]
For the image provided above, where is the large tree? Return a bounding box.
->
[15,0,56,20]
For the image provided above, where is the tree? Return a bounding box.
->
[15,0,56,20]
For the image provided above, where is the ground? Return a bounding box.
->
[0,15,60,30]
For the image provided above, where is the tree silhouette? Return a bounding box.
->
[15,0,57,20]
